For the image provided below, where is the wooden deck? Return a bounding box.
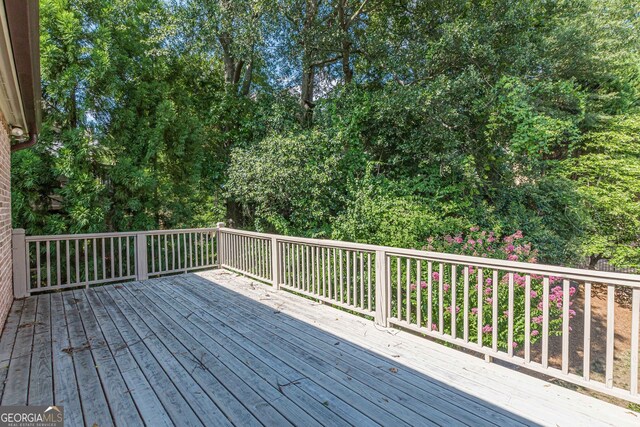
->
[0,270,637,426]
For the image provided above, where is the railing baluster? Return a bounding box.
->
[562,279,570,374]
[93,238,98,282]
[396,257,401,318]
[56,240,61,287]
[200,232,204,267]
[367,253,372,312]
[463,266,469,342]
[438,263,444,333]
[406,258,411,322]
[84,239,89,286]
[339,250,344,303]
[333,248,342,300]
[66,239,71,285]
[150,235,156,274]
[416,260,422,328]
[542,277,550,369]
[110,237,114,279]
[118,237,123,277]
[451,265,457,339]
[164,234,169,272]
[35,241,41,289]
[492,270,498,353]
[101,238,106,280]
[605,284,615,388]
[347,252,352,305]
[352,251,357,305]
[75,239,80,284]
[427,261,433,332]
[508,272,514,357]
[583,281,592,381]
[46,240,51,287]
[359,253,364,308]
[631,288,639,395]
[525,275,532,363]
[126,236,131,277]
[477,268,483,346]
[322,247,327,297]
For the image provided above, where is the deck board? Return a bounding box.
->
[0,270,638,426]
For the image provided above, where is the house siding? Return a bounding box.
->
[0,116,13,329]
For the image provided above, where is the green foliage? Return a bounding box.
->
[11,0,640,270]
[561,115,640,267]
[227,131,347,236]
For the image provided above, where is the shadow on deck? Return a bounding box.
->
[0,270,635,426]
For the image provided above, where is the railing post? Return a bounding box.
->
[216,222,225,268]
[135,232,148,281]
[375,249,389,327]
[12,229,28,298]
[271,237,280,290]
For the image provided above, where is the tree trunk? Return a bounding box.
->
[299,0,319,126]
[337,0,353,84]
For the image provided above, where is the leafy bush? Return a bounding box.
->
[400,227,575,349]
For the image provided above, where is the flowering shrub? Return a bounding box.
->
[397,226,575,350]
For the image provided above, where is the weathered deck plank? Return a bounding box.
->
[85,287,173,427]
[1,271,638,426]
[61,290,113,425]
[71,289,143,426]
[2,296,36,405]
[124,280,349,427]
[0,299,24,399]
[28,294,52,405]
[166,274,527,427]
[151,277,458,426]
[93,287,204,427]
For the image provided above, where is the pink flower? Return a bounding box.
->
[485,278,492,286]
[471,307,478,315]
[410,283,417,291]
[531,330,539,336]
[503,310,510,318]
[505,244,515,253]
[431,323,438,330]
[512,342,518,349]
[530,290,538,298]
[482,325,493,333]
[513,230,523,239]
[484,287,492,295]
[532,315,543,324]
[488,236,496,243]
[470,226,480,232]
[485,297,493,304]
[420,281,428,289]
[454,236,463,244]
[508,254,518,261]
[468,239,476,245]
[432,272,440,281]
[476,239,483,245]
[569,286,576,296]
[443,283,450,292]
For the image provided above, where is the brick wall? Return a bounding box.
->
[0,117,14,329]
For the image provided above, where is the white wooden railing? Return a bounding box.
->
[11,226,221,296]
[218,227,640,405]
[11,224,640,404]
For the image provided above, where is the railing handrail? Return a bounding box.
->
[23,227,218,242]
[219,227,640,287]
